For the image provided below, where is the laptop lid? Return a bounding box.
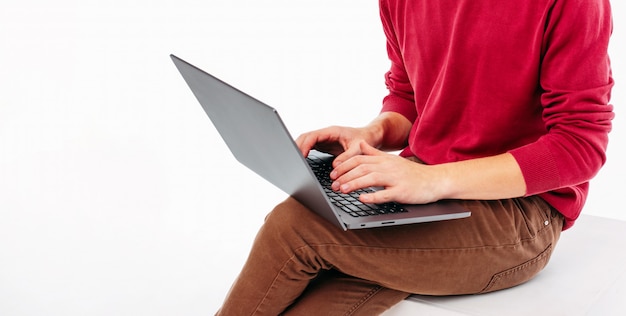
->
[171,54,347,228]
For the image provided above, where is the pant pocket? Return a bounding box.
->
[513,196,553,240]
[479,244,553,293]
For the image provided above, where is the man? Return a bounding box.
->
[217,0,614,314]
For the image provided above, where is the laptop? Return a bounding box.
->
[171,54,471,230]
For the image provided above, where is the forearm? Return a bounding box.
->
[365,112,526,201]
[435,153,526,201]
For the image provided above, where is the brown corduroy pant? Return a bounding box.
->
[217,195,563,315]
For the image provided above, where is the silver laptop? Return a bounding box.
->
[171,55,470,230]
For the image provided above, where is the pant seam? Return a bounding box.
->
[344,285,384,316]
[309,237,543,254]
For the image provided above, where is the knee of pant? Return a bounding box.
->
[266,199,302,225]
[262,199,307,238]
[262,198,328,244]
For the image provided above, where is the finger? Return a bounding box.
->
[359,188,395,204]
[334,160,386,193]
[333,139,380,167]
[330,153,369,181]
[296,129,337,157]
[331,141,390,180]
[359,141,386,157]
[333,144,362,167]
[295,133,316,157]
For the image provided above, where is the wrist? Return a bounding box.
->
[367,112,412,151]
[363,120,386,149]
[431,163,458,200]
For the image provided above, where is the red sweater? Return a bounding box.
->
[379,0,614,229]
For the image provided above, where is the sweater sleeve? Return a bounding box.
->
[509,0,614,196]
[379,0,418,124]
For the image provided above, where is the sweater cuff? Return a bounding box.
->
[509,142,561,196]
[381,94,418,123]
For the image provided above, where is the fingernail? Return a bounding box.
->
[330,170,337,179]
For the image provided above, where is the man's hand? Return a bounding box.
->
[329,142,446,205]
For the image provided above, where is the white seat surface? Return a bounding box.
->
[384,214,626,316]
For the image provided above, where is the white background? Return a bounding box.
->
[1,1,623,315]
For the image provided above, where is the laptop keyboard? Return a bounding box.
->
[306,156,408,218]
